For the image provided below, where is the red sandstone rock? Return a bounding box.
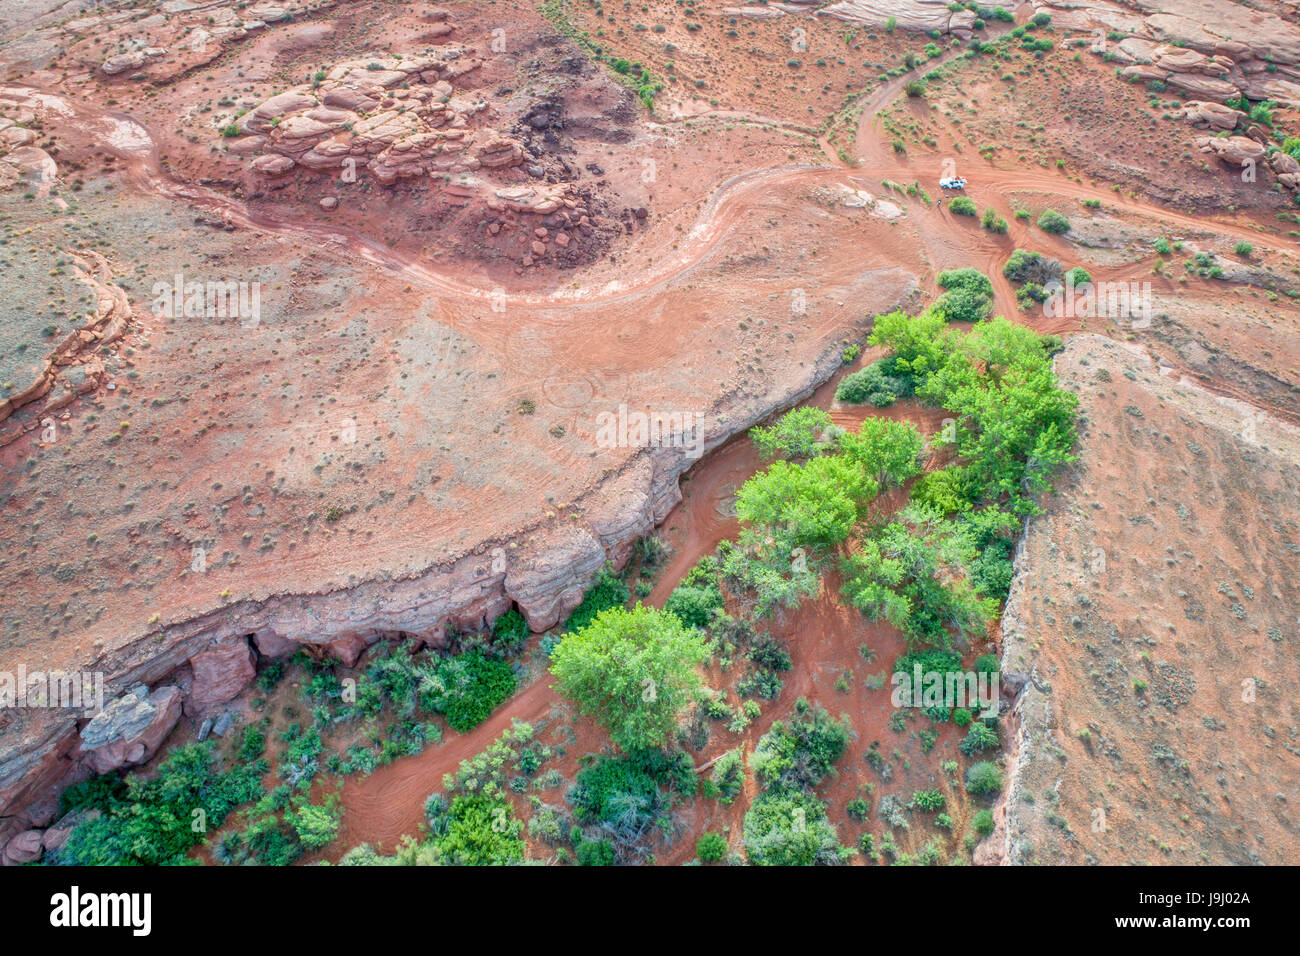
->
[186,638,255,714]
[1,829,43,866]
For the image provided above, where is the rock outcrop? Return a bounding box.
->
[77,685,183,775]
[0,237,130,447]
[817,0,977,38]
[1195,134,1266,168]
[996,334,1300,865]
[220,47,585,215]
[1180,100,1245,131]
[185,637,256,714]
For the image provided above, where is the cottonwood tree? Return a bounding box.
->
[549,604,710,752]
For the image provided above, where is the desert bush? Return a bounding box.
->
[709,748,746,804]
[836,358,909,406]
[965,760,1004,795]
[934,267,994,323]
[981,207,1009,233]
[949,196,977,216]
[421,651,517,733]
[491,607,530,652]
[743,789,848,865]
[1002,249,1062,284]
[563,565,630,633]
[910,788,946,812]
[1037,209,1071,234]
[58,743,267,865]
[697,832,727,862]
[959,722,1000,755]
[752,706,851,792]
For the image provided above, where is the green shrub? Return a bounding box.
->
[575,838,615,865]
[664,576,724,629]
[433,795,524,865]
[1002,248,1062,284]
[743,789,848,865]
[563,565,630,632]
[1037,209,1071,234]
[910,788,946,812]
[965,760,1004,795]
[709,748,746,804]
[934,267,994,322]
[697,831,727,862]
[287,795,342,850]
[422,651,517,733]
[959,722,1000,755]
[58,743,267,866]
[972,808,996,836]
[491,607,530,651]
[752,706,851,792]
[836,358,909,405]
[949,196,977,216]
[980,207,1009,233]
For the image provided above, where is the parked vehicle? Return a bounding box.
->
[939,177,967,189]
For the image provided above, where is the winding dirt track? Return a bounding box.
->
[13,67,1285,324]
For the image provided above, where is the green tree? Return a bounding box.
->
[750,406,832,460]
[841,504,994,649]
[550,605,711,751]
[288,795,342,850]
[868,309,955,388]
[735,454,877,548]
[837,417,925,487]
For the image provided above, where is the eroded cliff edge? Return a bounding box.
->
[983,334,1300,865]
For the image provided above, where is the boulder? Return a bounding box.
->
[1163,72,1240,100]
[1181,100,1245,130]
[247,91,319,131]
[1197,134,1266,166]
[1,829,43,866]
[252,626,296,658]
[186,637,255,714]
[325,632,371,667]
[250,154,295,175]
[42,809,98,854]
[77,685,182,775]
